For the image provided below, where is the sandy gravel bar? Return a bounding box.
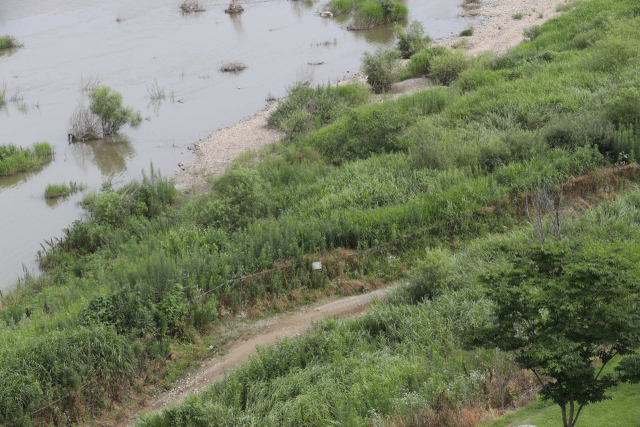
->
[451,0,569,55]
[174,102,282,193]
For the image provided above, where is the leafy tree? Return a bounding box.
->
[361,48,401,93]
[89,85,141,136]
[394,20,432,59]
[465,240,640,427]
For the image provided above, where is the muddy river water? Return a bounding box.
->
[0,0,477,290]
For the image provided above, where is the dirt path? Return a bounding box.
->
[112,288,387,427]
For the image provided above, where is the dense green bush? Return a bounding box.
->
[361,48,401,93]
[604,81,640,127]
[307,98,419,163]
[430,49,471,85]
[394,20,432,59]
[209,167,271,230]
[406,45,450,77]
[543,113,616,152]
[89,86,142,136]
[82,163,177,227]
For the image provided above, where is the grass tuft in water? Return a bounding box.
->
[44,182,86,199]
[0,142,53,176]
[0,35,23,50]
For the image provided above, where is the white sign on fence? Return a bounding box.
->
[312,261,322,270]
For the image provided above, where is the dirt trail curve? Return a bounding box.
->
[112,289,387,427]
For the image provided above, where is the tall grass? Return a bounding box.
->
[0,142,53,176]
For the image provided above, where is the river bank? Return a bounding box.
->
[174,0,570,191]
[0,0,477,291]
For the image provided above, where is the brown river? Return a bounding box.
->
[0,0,477,291]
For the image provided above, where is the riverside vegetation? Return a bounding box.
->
[2,0,640,425]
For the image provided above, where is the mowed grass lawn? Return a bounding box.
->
[485,383,640,427]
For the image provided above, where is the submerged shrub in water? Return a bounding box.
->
[89,86,141,136]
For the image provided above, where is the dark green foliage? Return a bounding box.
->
[406,45,450,77]
[460,27,474,37]
[465,241,640,427]
[361,48,401,93]
[398,248,451,303]
[395,20,432,59]
[603,78,640,127]
[543,113,616,153]
[308,101,412,163]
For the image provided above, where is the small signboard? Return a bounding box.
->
[312,261,322,270]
